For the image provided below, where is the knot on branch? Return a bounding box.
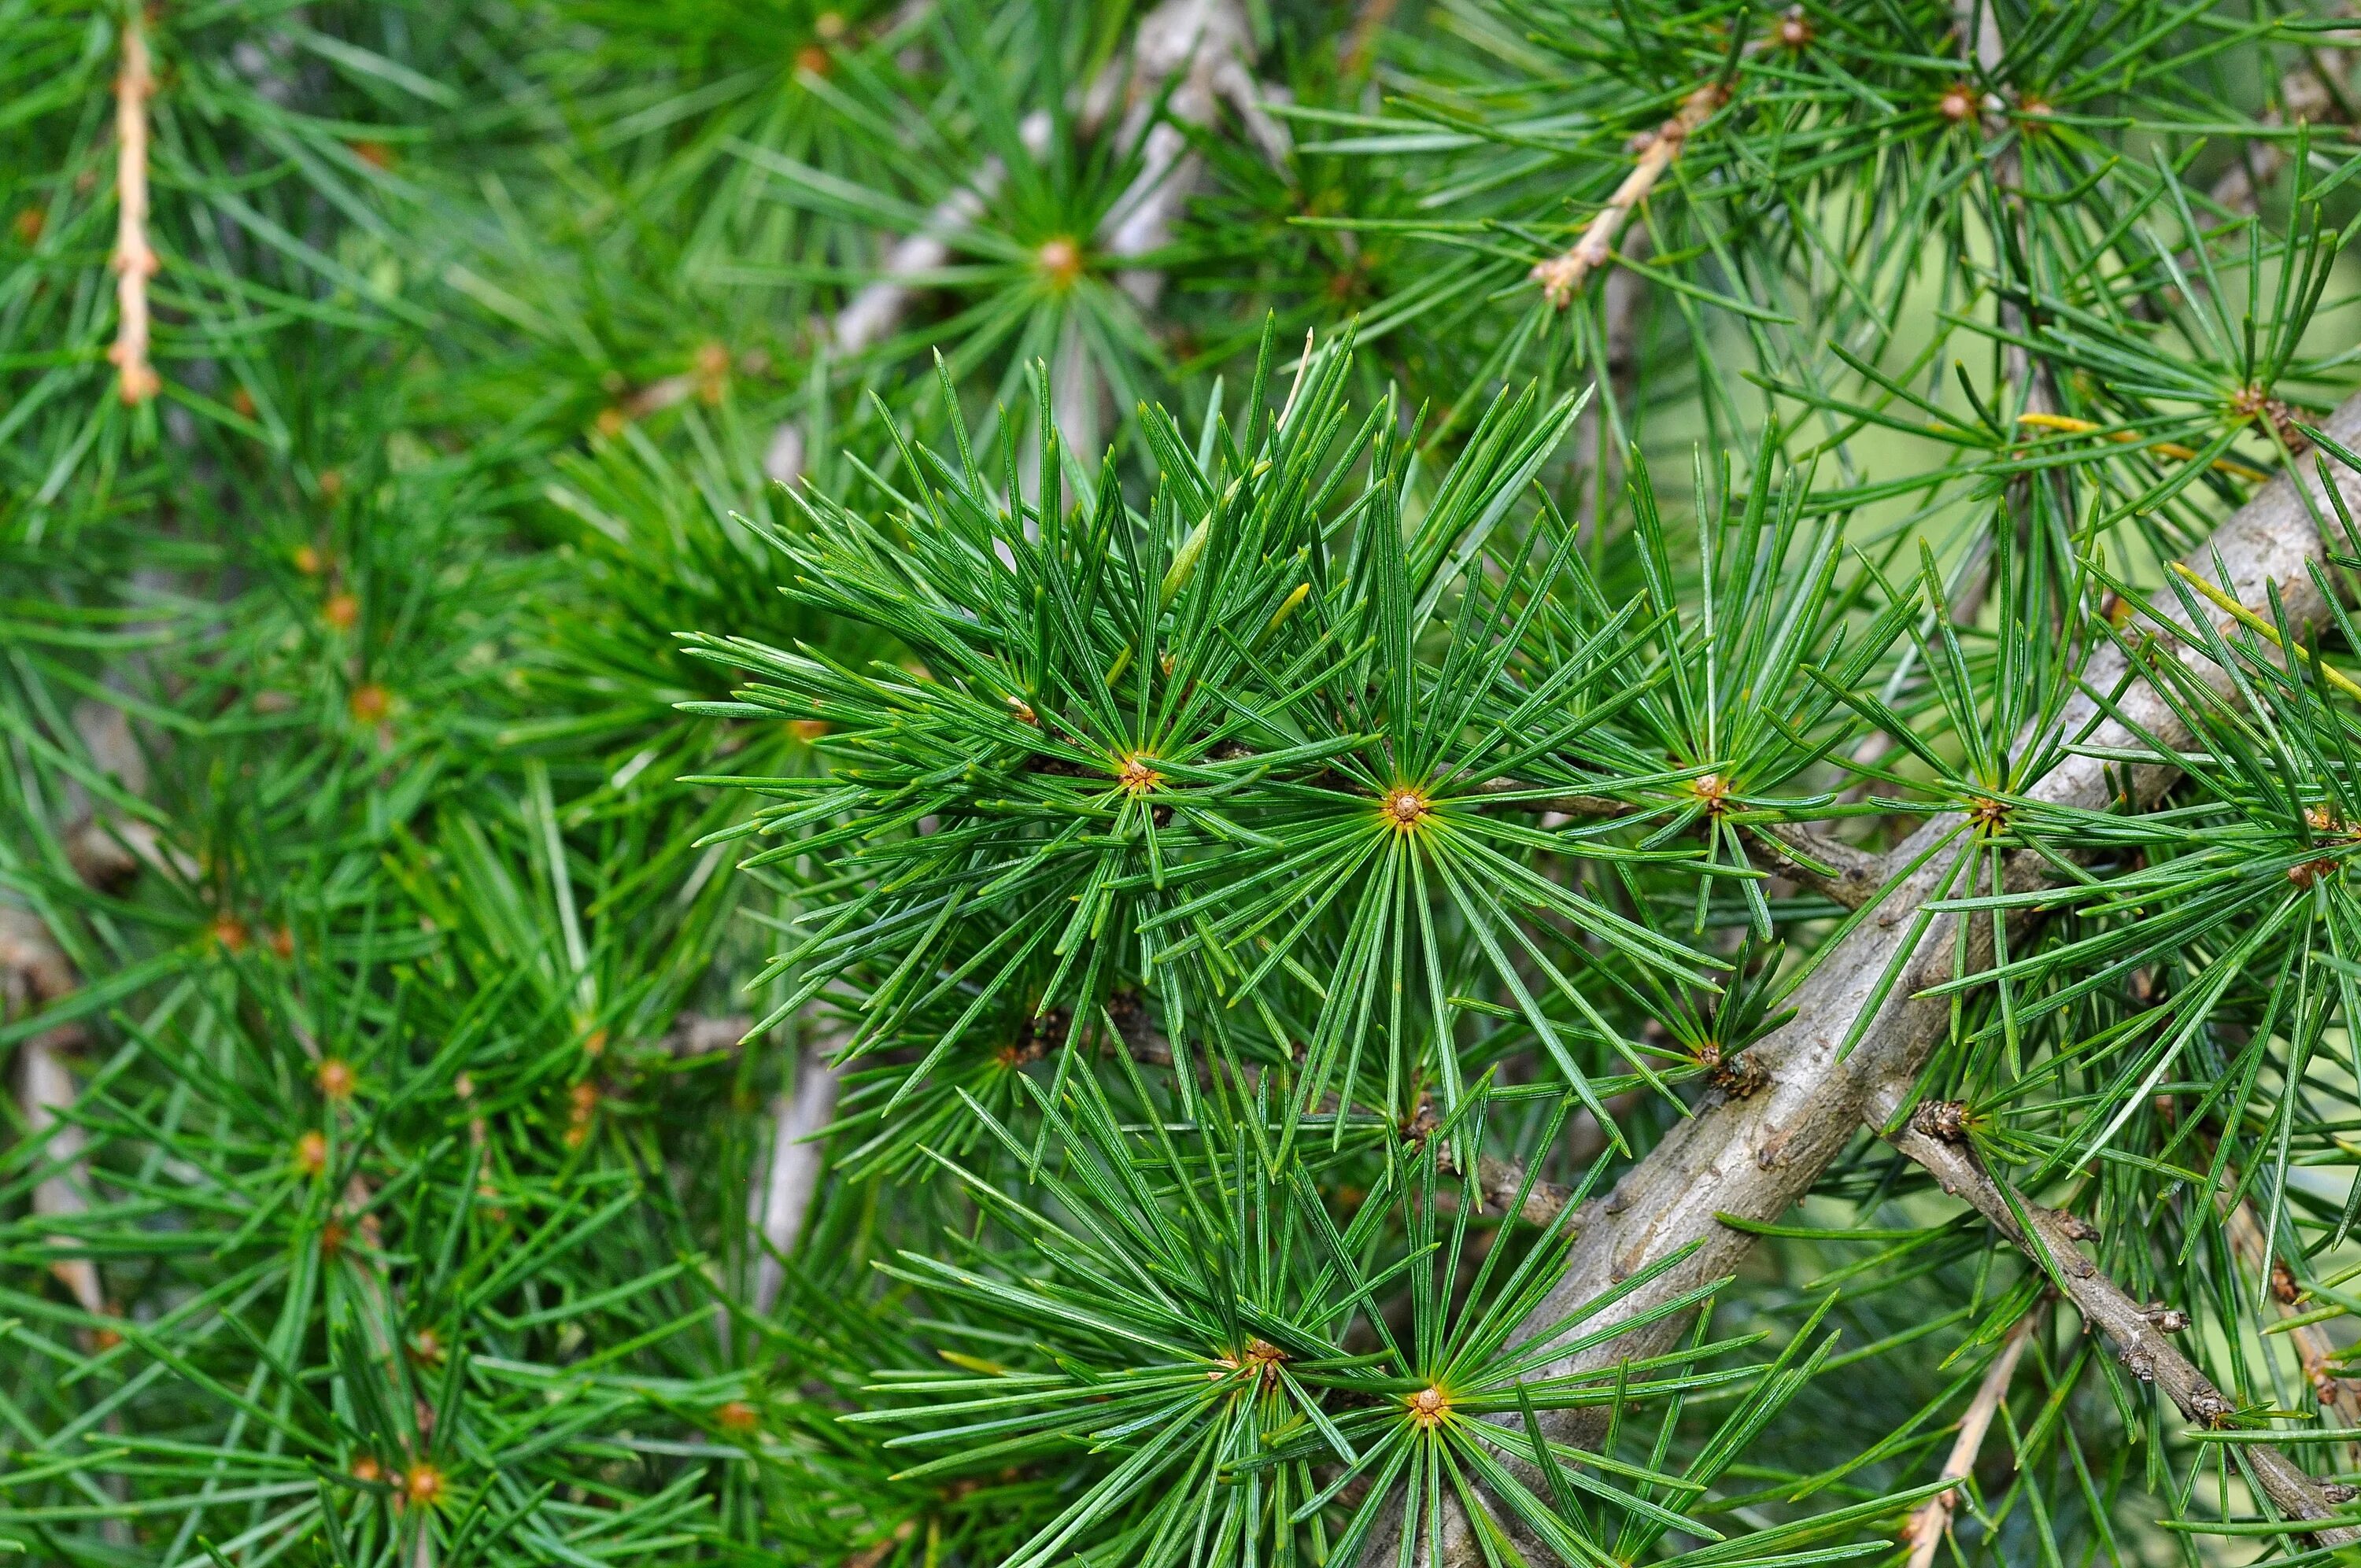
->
[1910,1100,1971,1142]
[1706,1050,1768,1098]
[2055,1209,2101,1243]
[2186,1386,2237,1428]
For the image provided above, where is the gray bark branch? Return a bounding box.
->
[1879,1088,2360,1540]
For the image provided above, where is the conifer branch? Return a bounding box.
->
[1571,235,1648,552]
[1880,1095,2361,1541]
[1380,391,2361,1566]
[18,3,2361,1559]
[763,113,1053,482]
[108,10,158,408]
[1472,1155,1572,1225]
[660,1012,756,1057]
[1841,1,2066,802]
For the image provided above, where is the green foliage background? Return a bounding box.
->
[9,0,2361,1564]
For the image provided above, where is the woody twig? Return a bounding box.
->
[1530,79,1726,309]
[2219,1183,2361,1462]
[1883,1096,2360,1542]
[1901,1308,2041,1568]
[109,12,160,407]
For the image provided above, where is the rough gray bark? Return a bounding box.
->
[1363,391,2361,1564]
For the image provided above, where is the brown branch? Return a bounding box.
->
[1530,80,1725,308]
[1901,1307,2041,1568]
[1339,0,1397,76]
[109,13,159,407]
[2217,1174,2361,1461]
[1881,1098,2361,1540]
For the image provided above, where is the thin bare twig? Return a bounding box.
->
[1470,1155,1572,1226]
[1901,1308,2041,1568]
[1530,81,1725,308]
[109,13,159,407]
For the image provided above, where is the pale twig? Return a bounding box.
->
[1,909,102,1318]
[759,113,1051,483]
[109,12,160,407]
[749,1037,844,1315]
[1901,1308,2041,1568]
[1530,81,1725,308]
[1099,0,1287,308]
